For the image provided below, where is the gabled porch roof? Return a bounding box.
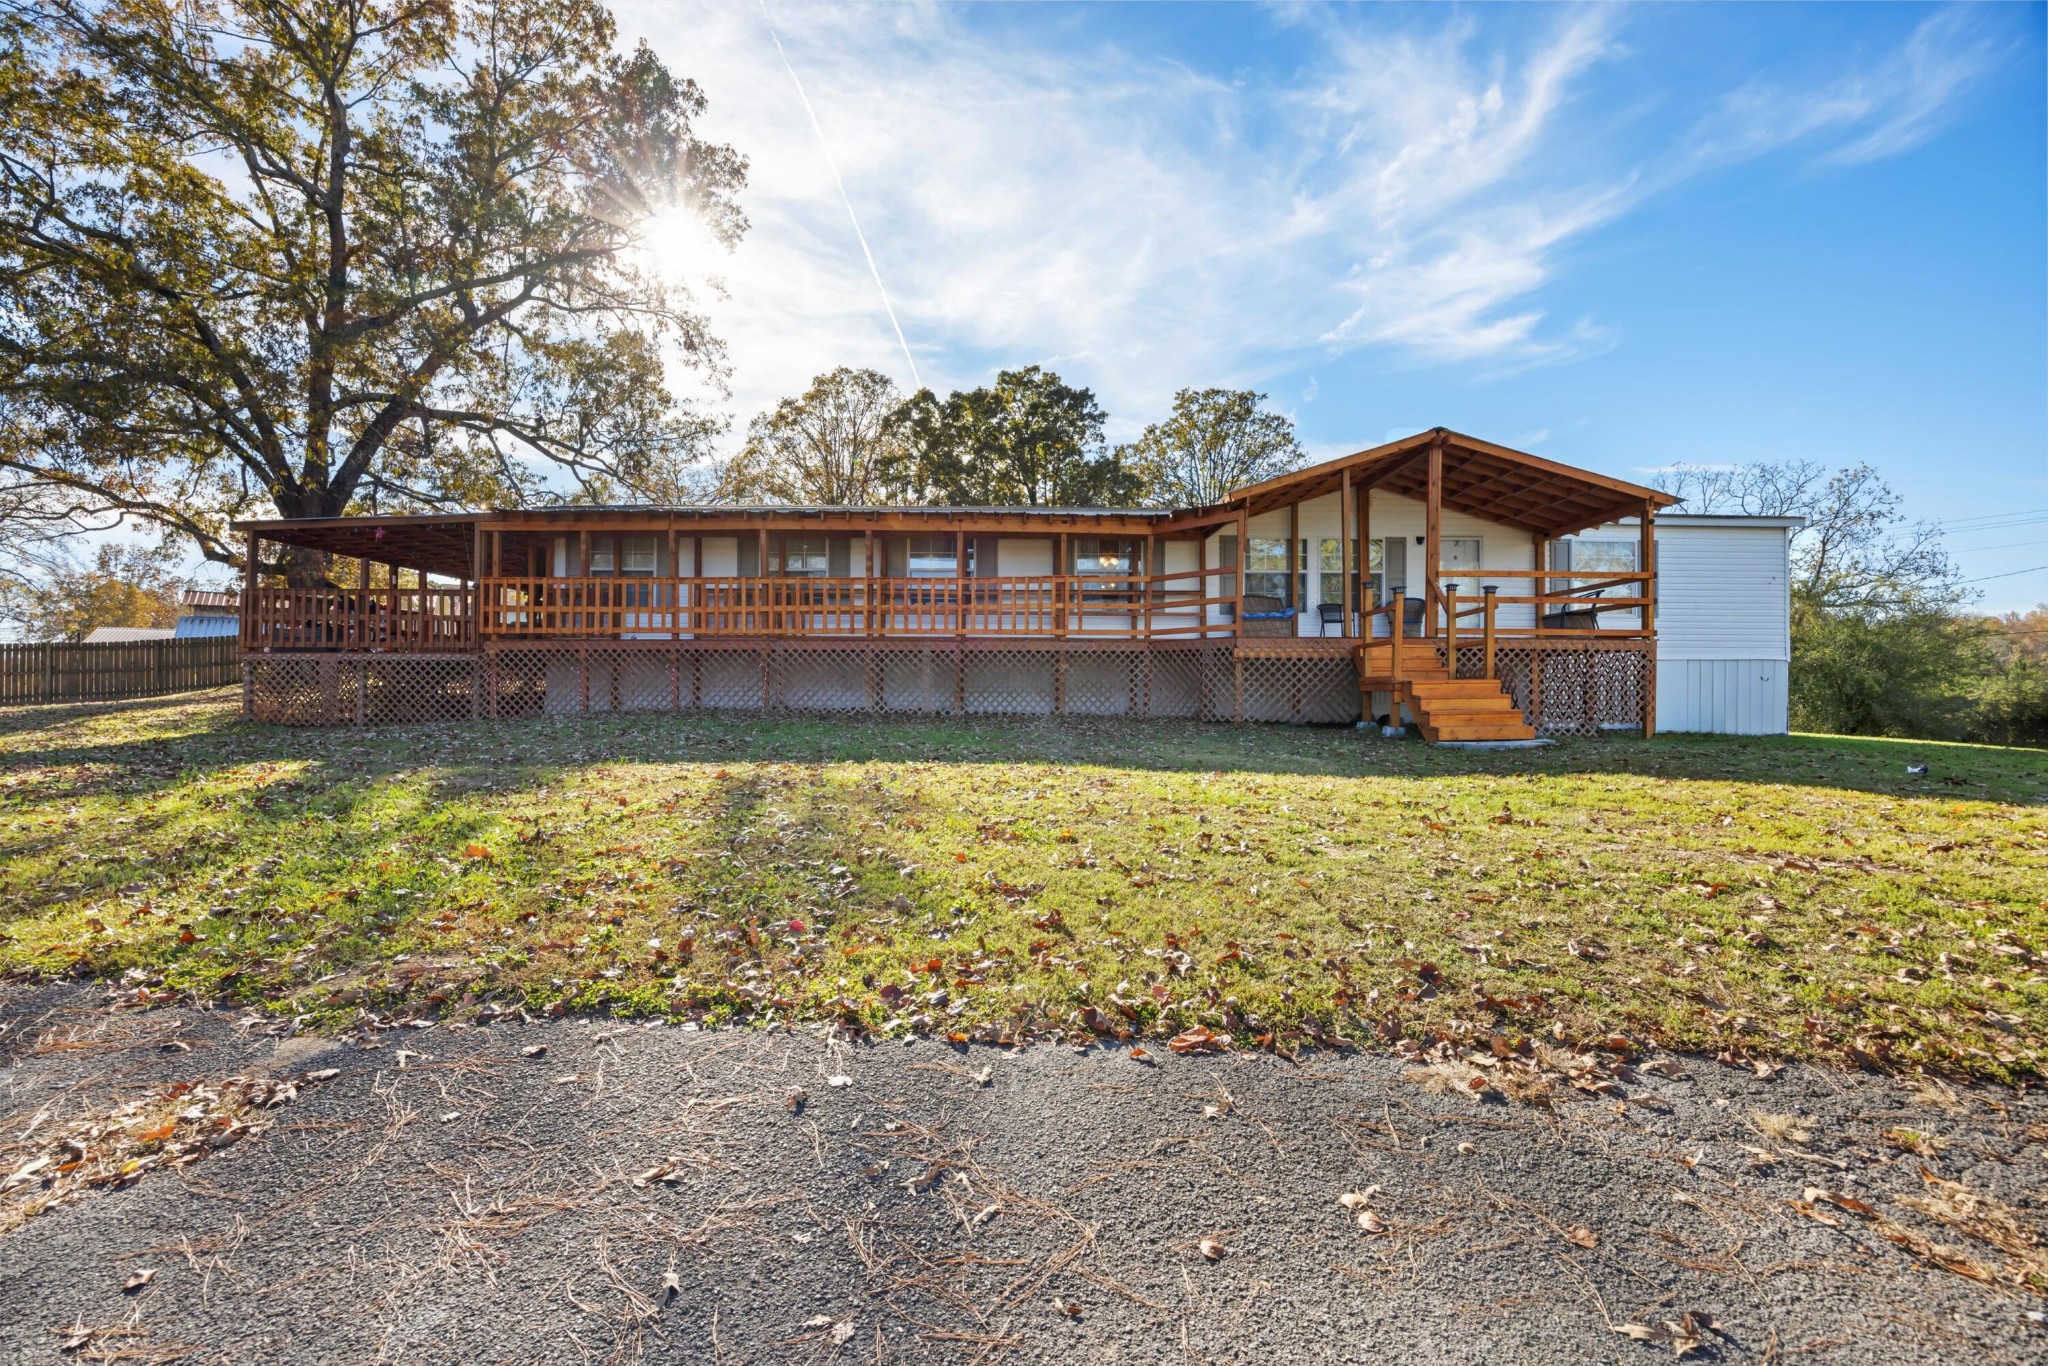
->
[1193,427,1677,539]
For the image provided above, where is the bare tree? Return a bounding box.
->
[1662,460,1965,615]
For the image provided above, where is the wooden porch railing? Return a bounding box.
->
[242,586,476,652]
[1430,568,1653,681]
[471,568,1242,642]
[241,566,1652,664]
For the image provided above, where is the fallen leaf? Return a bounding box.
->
[1169,1026,1231,1055]
[1338,1187,1381,1211]
[1563,1225,1598,1249]
[520,1044,547,1059]
[1198,1236,1226,1260]
[121,1268,154,1294]
[1359,1209,1388,1234]
[51,1321,94,1352]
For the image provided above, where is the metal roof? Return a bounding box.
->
[82,626,176,643]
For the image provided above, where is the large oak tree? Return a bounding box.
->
[715,366,910,505]
[0,0,744,580]
[1116,387,1302,507]
[891,366,1141,508]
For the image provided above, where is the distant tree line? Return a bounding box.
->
[1665,462,2046,748]
[711,365,1304,511]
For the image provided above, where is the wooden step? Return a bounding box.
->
[1420,721,1537,742]
[1354,657,1446,677]
[1407,679,1515,699]
[1417,702,1526,723]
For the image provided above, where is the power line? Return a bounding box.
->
[1950,536,2048,554]
[1946,518,2048,542]
[1939,506,2048,529]
[1957,563,2048,584]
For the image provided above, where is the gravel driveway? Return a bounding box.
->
[2,983,2042,1364]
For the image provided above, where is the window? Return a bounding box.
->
[1557,539,1637,577]
[577,535,658,577]
[1316,539,1388,610]
[772,535,828,577]
[1245,537,1291,603]
[1072,537,1136,594]
[905,535,961,578]
[1553,538,1640,624]
[621,536,658,576]
[1071,538,1135,576]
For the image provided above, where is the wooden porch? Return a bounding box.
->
[232,428,1674,738]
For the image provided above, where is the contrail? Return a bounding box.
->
[759,4,922,390]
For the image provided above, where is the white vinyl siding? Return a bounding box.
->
[1651,523,1793,661]
[1658,659,1790,735]
[1580,516,1797,734]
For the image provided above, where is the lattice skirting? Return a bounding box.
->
[243,645,1370,728]
[1437,641,1650,738]
[243,654,482,726]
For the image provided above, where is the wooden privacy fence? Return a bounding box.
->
[0,637,239,705]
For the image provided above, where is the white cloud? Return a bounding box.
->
[620,3,2000,442]
[1682,9,2003,171]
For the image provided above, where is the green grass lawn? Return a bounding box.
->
[3,689,2043,1081]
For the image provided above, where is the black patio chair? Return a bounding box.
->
[1316,603,1346,636]
[1402,595,1427,638]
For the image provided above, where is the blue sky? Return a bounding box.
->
[625,2,2046,610]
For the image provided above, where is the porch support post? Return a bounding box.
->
[1358,483,1372,622]
[864,529,876,637]
[1232,507,1247,635]
[1640,501,1658,739]
[1339,467,1355,635]
[1482,585,1497,680]
[239,528,256,651]
[757,528,769,636]
[1532,531,1547,630]
[666,525,678,639]
[1055,532,1068,638]
[1425,433,1444,638]
[1232,505,1247,724]
[954,529,966,638]
[1143,532,1155,639]
[1445,587,1459,677]
[1286,497,1300,621]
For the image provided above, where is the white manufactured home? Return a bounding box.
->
[236,428,1802,740]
